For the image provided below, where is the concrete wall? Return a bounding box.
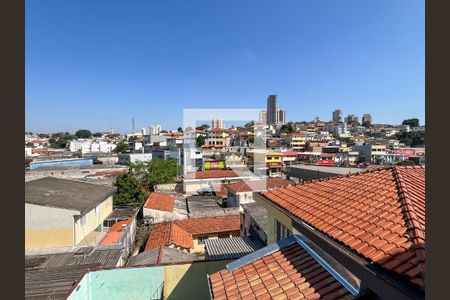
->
[143,208,188,224]
[25,167,128,182]
[68,266,165,300]
[25,203,78,249]
[286,165,359,181]
[163,260,231,300]
[241,211,267,245]
[74,196,113,245]
[254,196,292,244]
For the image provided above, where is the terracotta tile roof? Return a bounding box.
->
[99,217,133,245]
[145,222,193,251]
[224,178,295,193]
[209,243,354,300]
[184,170,239,180]
[261,166,426,288]
[143,192,175,212]
[175,216,240,236]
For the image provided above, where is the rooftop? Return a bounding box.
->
[184,170,239,180]
[127,246,197,266]
[145,222,193,251]
[260,166,425,289]
[176,215,241,236]
[224,178,295,193]
[99,217,133,245]
[144,192,175,212]
[205,236,265,260]
[25,248,122,300]
[25,177,115,213]
[209,238,355,300]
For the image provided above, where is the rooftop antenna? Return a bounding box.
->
[132,118,135,132]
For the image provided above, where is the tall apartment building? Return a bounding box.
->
[150,125,162,135]
[259,110,267,125]
[276,109,286,124]
[345,114,358,124]
[362,114,372,126]
[267,95,278,125]
[211,117,224,129]
[332,109,342,123]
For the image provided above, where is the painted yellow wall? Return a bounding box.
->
[25,228,74,249]
[74,196,113,245]
[191,231,240,253]
[254,195,292,244]
[265,153,282,163]
[163,260,232,300]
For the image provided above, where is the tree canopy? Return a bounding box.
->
[196,124,210,131]
[177,127,183,133]
[196,135,206,147]
[92,132,103,137]
[402,118,420,127]
[280,123,295,133]
[142,159,180,189]
[113,142,129,153]
[75,129,92,138]
[113,173,148,205]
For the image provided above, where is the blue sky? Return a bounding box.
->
[26,0,424,134]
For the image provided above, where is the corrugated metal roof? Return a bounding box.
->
[25,248,122,300]
[205,236,265,260]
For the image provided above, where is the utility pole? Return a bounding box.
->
[132,118,135,132]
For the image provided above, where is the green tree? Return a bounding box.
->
[402,118,420,127]
[75,129,92,138]
[196,135,206,147]
[93,132,103,137]
[113,173,148,205]
[196,124,210,131]
[38,133,49,138]
[142,159,180,189]
[177,127,183,133]
[244,121,255,128]
[113,142,129,153]
[280,123,294,133]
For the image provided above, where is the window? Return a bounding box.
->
[198,236,209,244]
[80,215,87,226]
[275,219,292,241]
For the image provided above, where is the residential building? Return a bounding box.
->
[211,116,224,129]
[267,94,278,125]
[332,108,342,122]
[149,124,162,135]
[118,153,153,164]
[246,149,283,177]
[143,192,188,223]
[144,216,241,255]
[224,178,295,209]
[276,108,286,124]
[25,178,115,249]
[241,202,268,244]
[362,113,372,126]
[182,169,256,194]
[205,128,230,148]
[285,132,307,151]
[306,140,329,152]
[258,110,267,125]
[247,166,425,299]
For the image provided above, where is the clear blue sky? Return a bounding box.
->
[26,0,424,134]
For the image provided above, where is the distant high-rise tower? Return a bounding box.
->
[362,114,372,126]
[332,109,342,123]
[259,110,267,125]
[211,117,224,129]
[267,95,278,125]
[276,109,286,124]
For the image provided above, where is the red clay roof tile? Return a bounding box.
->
[184,170,239,179]
[175,215,240,236]
[261,166,425,288]
[144,222,193,251]
[143,192,175,212]
[210,244,354,300]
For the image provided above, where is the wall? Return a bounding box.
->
[241,211,267,245]
[191,231,241,254]
[29,158,93,170]
[254,196,292,244]
[25,203,77,249]
[67,266,165,300]
[74,196,113,245]
[25,166,128,182]
[143,208,187,224]
[163,260,231,300]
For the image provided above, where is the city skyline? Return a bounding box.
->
[26,0,424,133]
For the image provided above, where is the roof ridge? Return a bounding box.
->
[392,166,426,283]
